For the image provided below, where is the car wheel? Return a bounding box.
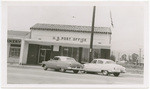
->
[82,71,86,73]
[43,65,48,70]
[60,68,66,72]
[102,70,109,76]
[113,73,120,77]
[73,70,79,73]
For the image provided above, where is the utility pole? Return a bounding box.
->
[89,6,96,62]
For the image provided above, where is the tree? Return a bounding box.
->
[121,54,127,61]
[110,55,116,62]
[132,53,139,63]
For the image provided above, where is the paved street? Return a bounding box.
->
[7,66,143,84]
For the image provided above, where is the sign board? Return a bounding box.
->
[52,36,87,43]
[53,45,59,51]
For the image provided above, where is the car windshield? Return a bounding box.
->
[91,60,97,63]
[61,57,76,61]
[105,60,115,64]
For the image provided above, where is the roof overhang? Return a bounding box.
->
[25,39,111,49]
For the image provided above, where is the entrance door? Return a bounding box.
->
[45,50,51,61]
[38,49,51,63]
[27,44,39,64]
[39,49,46,63]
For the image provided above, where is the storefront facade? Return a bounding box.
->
[7,30,30,63]
[8,23,112,64]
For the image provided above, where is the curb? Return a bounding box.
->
[7,63,42,69]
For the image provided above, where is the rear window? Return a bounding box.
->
[53,57,59,60]
[105,61,115,64]
[91,60,97,63]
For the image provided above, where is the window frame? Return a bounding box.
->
[9,43,21,58]
[97,60,104,64]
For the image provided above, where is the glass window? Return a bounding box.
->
[97,60,103,64]
[105,60,115,64]
[9,44,21,58]
[93,49,101,59]
[91,60,97,63]
[61,47,79,61]
[53,57,59,60]
[63,47,68,56]
[82,48,90,62]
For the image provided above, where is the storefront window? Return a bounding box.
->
[9,44,21,58]
[93,49,101,59]
[82,48,90,62]
[61,47,79,61]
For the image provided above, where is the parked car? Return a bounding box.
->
[41,56,83,73]
[83,59,126,77]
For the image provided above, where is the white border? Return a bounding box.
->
[1,1,149,89]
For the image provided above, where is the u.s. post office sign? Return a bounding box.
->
[52,36,87,43]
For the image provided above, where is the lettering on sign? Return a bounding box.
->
[7,39,21,44]
[53,36,86,43]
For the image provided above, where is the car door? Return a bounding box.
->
[95,60,104,72]
[47,57,58,69]
[55,57,63,69]
[46,59,55,69]
[86,60,97,72]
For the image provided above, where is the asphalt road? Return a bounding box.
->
[7,66,143,84]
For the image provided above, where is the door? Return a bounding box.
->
[45,50,51,61]
[38,49,51,64]
[27,44,39,64]
[86,60,97,72]
[95,60,104,72]
[39,49,46,63]
[47,57,59,69]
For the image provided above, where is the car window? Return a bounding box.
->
[91,60,97,64]
[53,57,59,60]
[97,60,103,64]
[105,60,115,64]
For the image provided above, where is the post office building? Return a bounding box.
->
[7,23,112,65]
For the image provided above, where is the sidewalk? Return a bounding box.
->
[7,63,42,69]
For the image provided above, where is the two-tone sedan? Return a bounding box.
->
[83,59,126,77]
[41,56,83,73]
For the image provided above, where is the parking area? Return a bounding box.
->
[7,64,143,84]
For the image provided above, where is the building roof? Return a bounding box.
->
[30,23,111,34]
[8,30,30,38]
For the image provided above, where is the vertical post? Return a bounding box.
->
[89,6,96,62]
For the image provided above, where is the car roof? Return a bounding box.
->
[93,59,113,62]
[54,56,72,59]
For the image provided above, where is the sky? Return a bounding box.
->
[7,3,145,54]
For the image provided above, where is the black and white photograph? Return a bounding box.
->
[1,1,149,89]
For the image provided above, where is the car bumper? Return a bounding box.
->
[67,67,84,71]
[109,70,126,73]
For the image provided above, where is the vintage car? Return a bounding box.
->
[83,59,126,76]
[41,56,83,73]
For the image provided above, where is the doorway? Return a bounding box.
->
[38,49,51,64]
